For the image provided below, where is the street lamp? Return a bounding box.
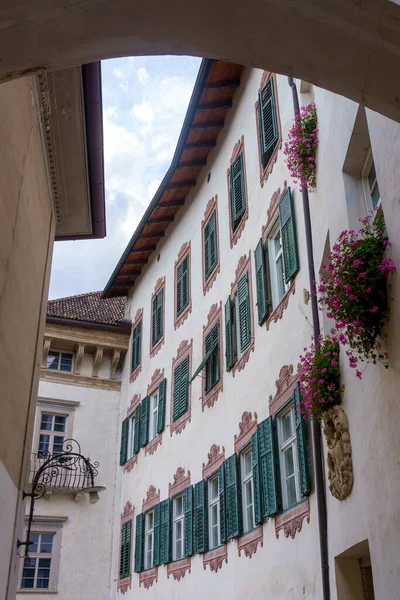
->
[17,439,105,558]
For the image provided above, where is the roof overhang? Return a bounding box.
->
[102,59,244,298]
[46,315,131,334]
[35,62,106,240]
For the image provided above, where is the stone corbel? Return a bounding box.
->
[92,346,104,378]
[74,344,85,375]
[42,338,52,368]
[111,349,120,380]
[322,405,354,501]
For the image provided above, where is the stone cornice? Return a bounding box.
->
[44,322,129,350]
[40,369,122,391]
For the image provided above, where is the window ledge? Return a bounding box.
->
[275,498,310,539]
[232,341,255,377]
[145,433,162,456]
[118,575,132,595]
[150,336,164,359]
[139,567,158,589]
[237,525,263,558]
[203,263,220,296]
[203,544,228,572]
[170,411,191,436]
[265,280,295,331]
[129,365,142,383]
[18,592,58,595]
[123,455,137,473]
[202,379,223,411]
[167,557,191,581]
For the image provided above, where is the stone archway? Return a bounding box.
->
[1,0,400,121]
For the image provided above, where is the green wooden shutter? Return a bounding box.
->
[157,288,164,340]
[159,499,170,564]
[259,77,279,169]
[133,405,141,455]
[134,513,144,573]
[279,187,299,282]
[119,418,129,465]
[120,520,132,578]
[230,153,246,230]
[140,396,149,447]
[254,239,269,325]
[184,486,194,557]
[225,297,234,371]
[258,417,279,518]
[173,358,189,421]
[225,455,240,539]
[194,480,207,553]
[157,378,167,434]
[252,431,262,525]
[151,294,157,347]
[204,211,218,280]
[237,272,251,352]
[131,320,141,371]
[294,384,311,496]
[218,463,227,544]
[180,255,189,313]
[204,218,211,280]
[172,362,181,422]
[153,503,161,567]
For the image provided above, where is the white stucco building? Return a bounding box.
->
[101,59,400,600]
[15,293,130,600]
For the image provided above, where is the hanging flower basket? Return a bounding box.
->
[317,209,395,377]
[284,103,318,191]
[299,335,343,421]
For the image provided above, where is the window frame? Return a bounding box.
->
[127,413,136,460]
[361,148,381,214]
[18,522,63,593]
[144,509,155,571]
[240,445,256,535]
[150,278,165,357]
[202,199,220,294]
[227,137,249,248]
[174,242,192,329]
[172,493,185,562]
[255,72,282,187]
[46,349,74,373]
[170,340,193,436]
[148,389,159,443]
[131,317,142,374]
[33,402,75,464]
[276,402,302,511]
[207,473,221,550]
[267,218,288,310]
[37,412,68,457]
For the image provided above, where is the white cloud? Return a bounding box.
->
[137,67,149,85]
[131,101,154,127]
[103,110,143,166]
[113,67,125,80]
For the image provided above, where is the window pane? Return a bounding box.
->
[46,352,59,370]
[176,519,182,542]
[40,415,53,431]
[174,495,184,517]
[146,511,154,532]
[212,524,219,549]
[209,477,218,501]
[60,353,73,372]
[30,534,40,554]
[53,437,64,453]
[281,411,293,442]
[38,436,50,455]
[241,451,252,477]
[22,558,36,588]
[286,475,297,508]
[284,445,295,477]
[211,503,218,528]
[37,558,51,588]
[40,534,53,553]
[371,182,380,208]
[54,416,66,432]
[367,162,377,190]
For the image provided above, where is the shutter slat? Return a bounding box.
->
[279,188,299,282]
[173,362,181,422]
[119,418,129,466]
[254,239,269,325]
[184,486,194,557]
[294,385,311,496]
[230,154,246,230]
[153,503,161,567]
[259,77,279,169]
[225,455,240,539]
[252,431,262,524]
[159,499,170,564]
[133,405,141,455]
[179,356,189,416]
[258,417,279,518]
[157,378,167,434]
[219,463,227,544]
[152,295,157,347]
[140,396,149,447]
[225,297,234,371]
[194,481,207,553]
[134,513,144,573]
[237,273,251,352]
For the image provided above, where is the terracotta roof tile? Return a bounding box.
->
[47,292,125,326]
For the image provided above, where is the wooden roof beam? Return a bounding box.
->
[125,258,148,265]
[148,216,175,224]
[166,180,196,190]
[184,141,216,150]
[177,159,207,168]
[129,246,157,254]
[191,120,224,131]
[140,232,165,239]
[159,199,185,207]
[198,100,232,111]
[116,274,138,280]
[204,78,241,89]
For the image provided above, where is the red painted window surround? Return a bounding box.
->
[130,308,143,383]
[227,136,249,248]
[230,252,256,377]
[145,368,165,456]
[201,302,223,411]
[118,501,135,595]
[170,339,193,436]
[201,196,221,296]
[254,71,282,188]
[150,277,165,359]
[174,241,192,330]
[167,467,192,581]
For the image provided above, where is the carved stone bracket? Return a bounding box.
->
[139,568,158,589]
[275,498,310,539]
[169,467,191,498]
[167,557,191,581]
[234,412,258,453]
[74,343,85,374]
[237,526,263,558]
[203,544,228,572]
[92,346,104,378]
[111,348,120,380]
[42,337,52,368]
[322,405,354,501]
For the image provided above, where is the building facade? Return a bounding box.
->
[104,62,400,599]
[15,293,130,600]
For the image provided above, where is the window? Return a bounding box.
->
[172,494,185,561]
[190,322,220,394]
[148,391,159,442]
[362,150,380,213]
[268,219,287,309]
[229,152,246,233]
[20,532,55,590]
[208,475,220,549]
[172,356,189,422]
[151,287,164,347]
[127,414,136,460]
[176,254,190,318]
[144,510,155,570]
[46,350,73,372]
[204,210,218,281]
[277,404,301,510]
[240,447,255,534]
[131,320,142,373]
[258,76,279,171]
[120,520,132,579]
[38,413,67,457]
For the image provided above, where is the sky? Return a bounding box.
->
[49,55,201,300]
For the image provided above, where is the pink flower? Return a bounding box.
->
[356,370,362,379]
[370,306,379,313]
[321,368,327,373]
[330,360,338,367]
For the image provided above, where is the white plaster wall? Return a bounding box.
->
[16,379,121,600]
[114,68,400,600]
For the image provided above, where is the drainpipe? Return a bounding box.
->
[287,77,330,600]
